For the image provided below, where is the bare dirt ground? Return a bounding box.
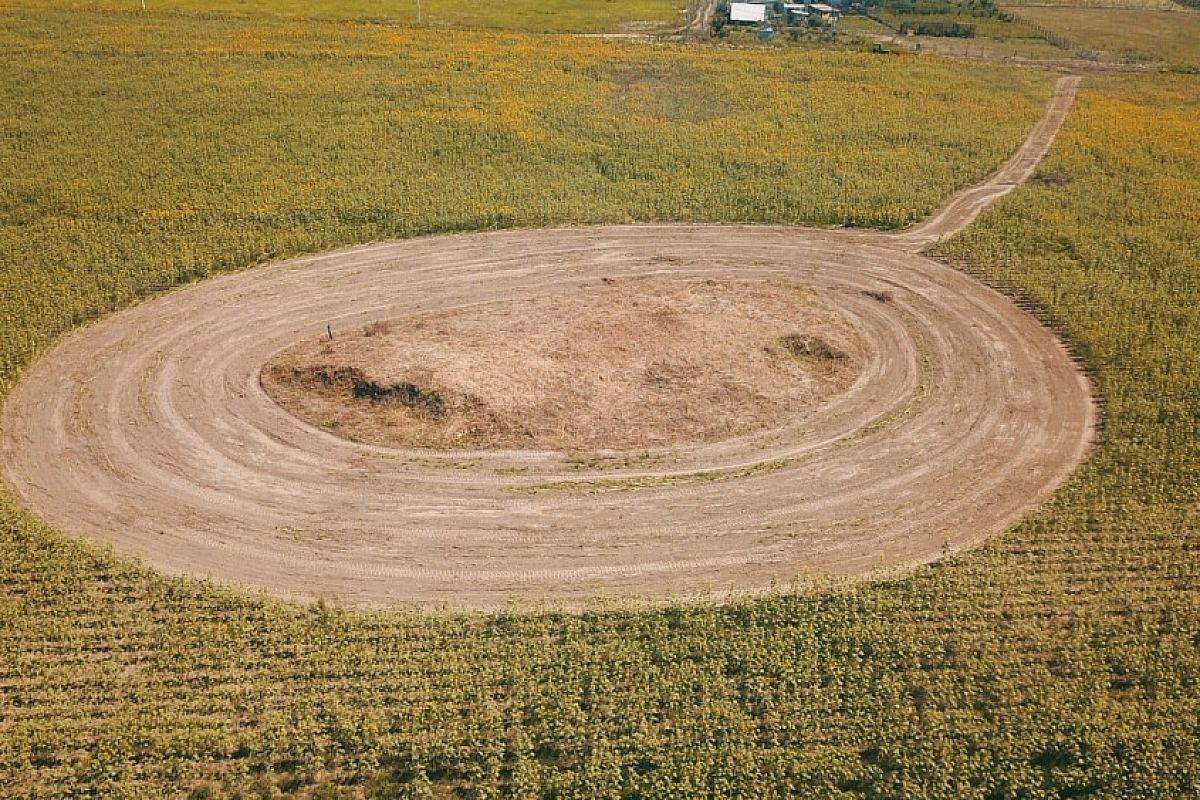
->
[680,0,717,39]
[261,278,864,451]
[0,77,1093,610]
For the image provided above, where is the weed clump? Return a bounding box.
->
[272,365,446,415]
[362,321,393,337]
[780,333,847,361]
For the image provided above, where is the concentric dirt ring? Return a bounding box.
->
[0,78,1094,609]
[0,223,1094,608]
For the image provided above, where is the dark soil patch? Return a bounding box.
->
[1033,171,1072,186]
[780,334,847,361]
[270,365,447,415]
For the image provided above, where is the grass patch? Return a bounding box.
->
[1,0,685,32]
[1012,6,1200,67]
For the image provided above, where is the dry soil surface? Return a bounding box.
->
[0,77,1093,609]
[262,278,865,451]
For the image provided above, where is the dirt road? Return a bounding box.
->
[895,76,1081,249]
[0,78,1093,609]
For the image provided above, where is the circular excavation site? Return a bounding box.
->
[0,225,1095,609]
[0,78,1092,609]
[260,277,866,452]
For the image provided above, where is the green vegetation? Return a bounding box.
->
[0,0,683,32]
[2,6,1200,800]
[898,19,978,35]
[874,0,999,16]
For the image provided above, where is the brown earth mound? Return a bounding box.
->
[260,279,864,451]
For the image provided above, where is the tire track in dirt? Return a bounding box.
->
[0,77,1093,609]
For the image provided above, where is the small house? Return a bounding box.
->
[729,2,768,23]
[783,2,810,21]
[808,3,842,21]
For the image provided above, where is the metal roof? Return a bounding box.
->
[729,2,767,22]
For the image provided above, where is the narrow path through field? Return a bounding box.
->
[0,77,1093,609]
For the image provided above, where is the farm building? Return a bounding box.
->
[808,2,842,21]
[729,2,767,23]
[783,3,809,21]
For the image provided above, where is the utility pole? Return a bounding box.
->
[415,0,422,24]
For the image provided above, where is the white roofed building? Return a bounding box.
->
[809,2,842,19]
[729,2,767,23]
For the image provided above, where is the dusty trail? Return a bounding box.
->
[893,75,1081,249]
[0,77,1093,609]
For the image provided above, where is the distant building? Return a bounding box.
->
[808,2,842,20]
[783,2,810,20]
[729,2,767,23]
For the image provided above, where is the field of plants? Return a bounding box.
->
[1010,6,1200,67]
[2,4,1200,799]
[0,8,1052,400]
[0,0,684,32]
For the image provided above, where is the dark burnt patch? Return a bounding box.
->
[271,365,446,415]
